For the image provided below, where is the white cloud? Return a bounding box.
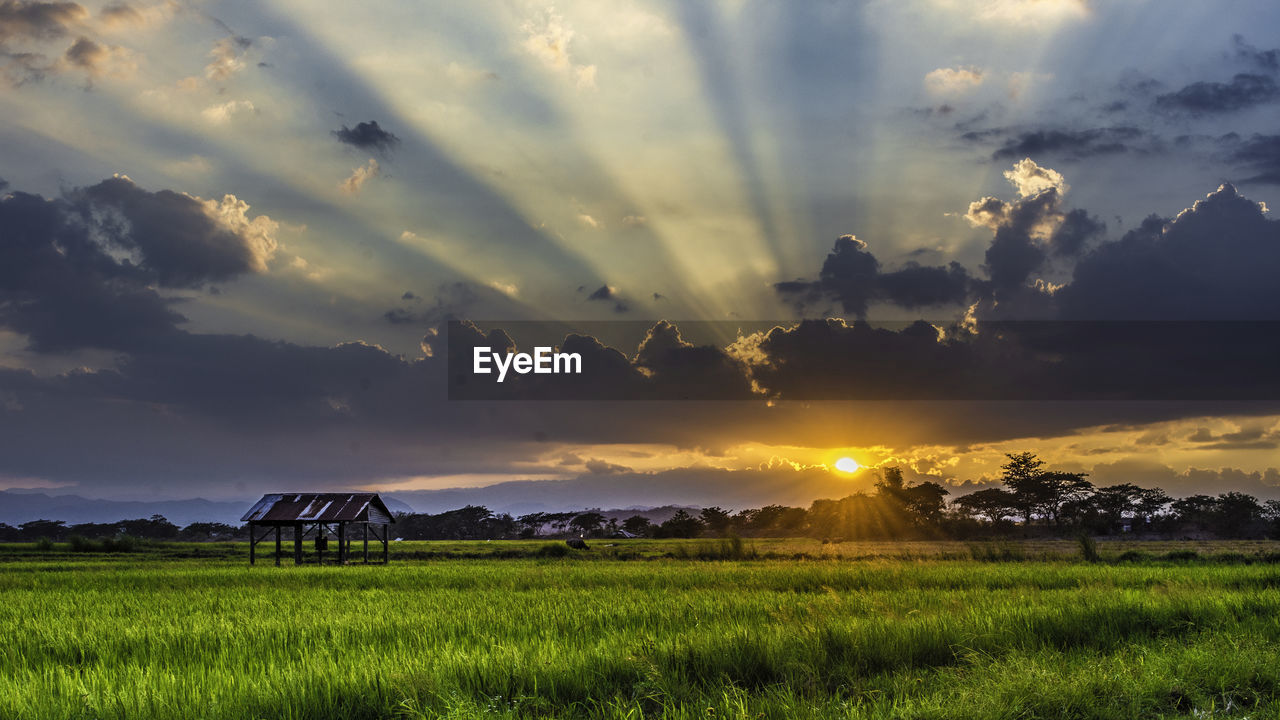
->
[201,99,255,124]
[521,7,597,90]
[975,0,1089,26]
[621,214,647,228]
[577,212,601,228]
[205,36,248,82]
[924,66,984,95]
[198,193,279,272]
[1003,157,1067,198]
[340,158,380,195]
[487,280,519,297]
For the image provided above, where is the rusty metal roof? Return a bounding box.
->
[240,493,394,523]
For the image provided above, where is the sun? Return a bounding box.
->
[834,457,861,474]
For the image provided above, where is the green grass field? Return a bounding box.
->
[4,541,1280,719]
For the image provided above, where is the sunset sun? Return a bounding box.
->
[834,457,861,474]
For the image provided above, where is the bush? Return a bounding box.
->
[1163,549,1200,562]
[1116,550,1150,562]
[1077,534,1100,563]
[535,543,570,558]
[67,534,141,553]
[967,542,1026,562]
[34,538,54,552]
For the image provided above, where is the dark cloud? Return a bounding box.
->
[1054,183,1280,320]
[776,235,972,317]
[585,284,629,313]
[332,120,399,153]
[0,1,85,43]
[586,284,616,301]
[968,127,1146,161]
[1154,73,1279,114]
[1233,35,1280,73]
[72,176,276,286]
[0,176,274,353]
[0,1,88,83]
[1231,134,1280,185]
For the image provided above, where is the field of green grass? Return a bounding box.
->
[4,540,1280,719]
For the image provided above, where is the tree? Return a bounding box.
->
[569,512,606,537]
[1171,494,1217,532]
[19,519,67,541]
[657,510,703,538]
[699,507,732,536]
[1213,492,1264,537]
[952,488,1018,523]
[903,481,950,524]
[1001,452,1046,524]
[178,522,239,541]
[117,514,179,539]
[621,515,653,537]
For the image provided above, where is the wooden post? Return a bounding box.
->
[338,523,346,564]
[294,522,302,565]
[274,526,281,566]
[318,524,325,566]
[363,523,369,564]
[249,521,256,565]
[382,523,389,564]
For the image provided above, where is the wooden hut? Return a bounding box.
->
[241,493,394,565]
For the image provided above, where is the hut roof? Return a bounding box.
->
[240,493,395,523]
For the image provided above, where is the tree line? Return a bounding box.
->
[4,453,1280,543]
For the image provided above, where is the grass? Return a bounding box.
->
[3,541,1280,718]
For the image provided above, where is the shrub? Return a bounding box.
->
[967,542,1026,562]
[535,543,570,558]
[34,538,54,552]
[1077,534,1100,563]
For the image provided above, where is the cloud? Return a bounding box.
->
[968,127,1146,161]
[339,158,380,195]
[585,284,629,313]
[576,212,600,229]
[1155,73,1279,114]
[0,176,276,353]
[962,160,1101,299]
[521,6,597,90]
[924,66,984,95]
[1231,134,1280,185]
[204,35,250,82]
[486,280,518,297]
[586,284,617,301]
[1232,35,1279,74]
[1001,157,1067,198]
[332,120,399,154]
[96,1,176,30]
[776,234,972,317]
[0,1,86,43]
[60,35,135,78]
[73,175,278,284]
[201,99,255,124]
[1052,182,1280,320]
[621,215,647,228]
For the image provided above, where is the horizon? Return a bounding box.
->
[3,0,1280,506]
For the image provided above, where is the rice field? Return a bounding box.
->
[4,541,1280,719]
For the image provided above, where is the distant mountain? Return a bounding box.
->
[0,467,839,526]
[382,467,837,516]
[0,491,249,527]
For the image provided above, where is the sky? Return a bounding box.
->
[3,0,1280,509]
